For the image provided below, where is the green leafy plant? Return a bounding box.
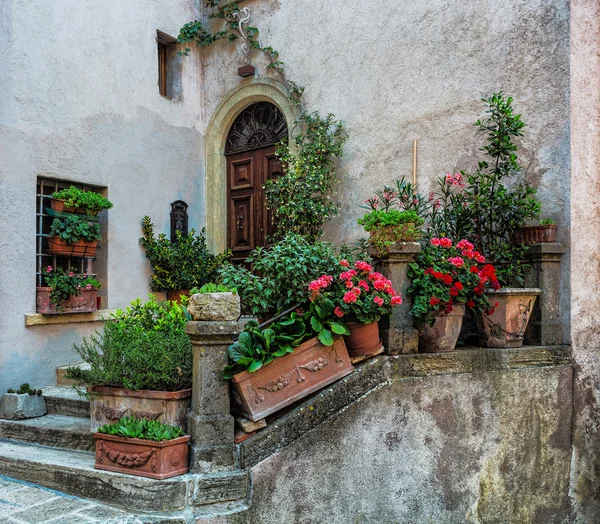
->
[51,187,113,215]
[358,209,422,230]
[218,234,341,318]
[66,295,192,392]
[42,266,101,312]
[540,218,555,226]
[307,295,350,346]
[426,93,541,285]
[139,216,230,292]
[265,112,347,242]
[50,215,101,243]
[408,237,499,326]
[190,283,237,294]
[7,383,42,396]
[97,416,185,442]
[224,313,309,378]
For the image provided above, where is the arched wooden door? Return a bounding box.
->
[225,102,287,262]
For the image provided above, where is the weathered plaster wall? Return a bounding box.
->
[199,0,571,342]
[0,1,205,393]
[569,1,600,521]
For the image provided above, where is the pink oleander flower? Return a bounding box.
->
[368,271,384,282]
[456,239,474,251]
[439,237,452,248]
[352,287,361,296]
[355,260,373,272]
[46,266,53,273]
[428,191,435,202]
[343,291,358,304]
[345,280,353,289]
[391,295,403,306]
[448,256,465,268]
[373,296,384,306]
[433,199,441,210]
[339,259,350,267]
[431,237,441,247]
[476,254,485,263]
[340,270,357,281]
[373,279,386,291]
[358,280,370,291]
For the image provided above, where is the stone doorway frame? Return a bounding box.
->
[204,78,298,254]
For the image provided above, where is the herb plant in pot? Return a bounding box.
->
[94,417,190,480]
[66,295,193,432]
[307,260,403,357]
[408,238,500,353]
[48,215,102,257]
[37,266,101,314]
[51,187,113,216]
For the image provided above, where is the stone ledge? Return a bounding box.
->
[25,309,115,327]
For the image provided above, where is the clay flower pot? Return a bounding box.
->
[47,237,98,257]
[88,387,192,432]
[418,304,465,353]
[50,198,96,215]
[94,433,190,480]
[514,225,557,244]
[231,335,354,422]
[36,287,98,315]
[343,322,383,357]
[475,289,541,348]
[166,290,190,304]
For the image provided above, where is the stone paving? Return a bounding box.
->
[0,475,169,524]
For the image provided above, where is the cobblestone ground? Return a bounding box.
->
[0,476,154,524]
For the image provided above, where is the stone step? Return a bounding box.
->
[0,414,93,451]
[0,440,250,513]
[56,360,90,386]
[43,385,89,418]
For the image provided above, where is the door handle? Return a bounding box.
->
[237,215,245,231]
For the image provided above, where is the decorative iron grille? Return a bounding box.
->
[225,102,288,155]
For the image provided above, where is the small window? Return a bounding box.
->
[157,31,181,100]
[36,178,108,309]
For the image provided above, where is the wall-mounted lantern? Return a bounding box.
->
[170,200,189,241]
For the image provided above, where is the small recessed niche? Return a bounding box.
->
[157,30,182,100]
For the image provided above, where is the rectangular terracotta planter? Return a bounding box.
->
[231,336,355,422]
[94,433,190,480]
[36,287,98,314]
[89,387,192,432]
[48,237,98,257]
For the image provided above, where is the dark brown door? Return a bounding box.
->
[227,145,282,262]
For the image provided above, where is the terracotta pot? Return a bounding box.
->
[50,198,96,215]
[369,223,419,244]
[88,387,192,432]
[344,322,382,357]
[474,289,541,348]
[231,335,354,422]
[166,290,190,304]
[36,287,98,314]
[418,304,465,353]
[514,225,557,244]
[48,237,98,257]
[94,433,190,480]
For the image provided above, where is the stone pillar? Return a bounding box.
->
[523,242,565,346]
[186,320,239,473]
[373,242,421,355]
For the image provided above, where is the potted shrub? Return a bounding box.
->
[224,312,354,422]
[37,266,101,314]
[185,283,240,321]
[48,215,102,257]
[94,416,189,480]
[51,187,113,216]
[0,384,46,420]
[306,260,403,357]
[66,296,193,432]
[514,218,557,244]
[408,238,500,352]
[426,93,542,348]
[139,216,230,303]
[359,179,427,258]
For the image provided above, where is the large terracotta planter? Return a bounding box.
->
[474,288,541,348]
[344,322,382,357]
[36,287,98,314]
[94,433,190,480]
[48,237,98,257]
[418,304,465,353]
[88,387,192,432]
[231,336,354,422]
[50,198,97,216]
[166,290,189,304]
[514,225,557,244]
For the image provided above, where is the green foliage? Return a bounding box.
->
[218,234,341,317]
[540,217,555,226]
[97,416,185,442]
[7,383,42,395]
[307,296,350,346]
[177,2,284,72]
[358,209,423,230]
[67,296,192,392]
[426,93,541,285]
[224,313,309,378]
[139,216,230,292]
[43,266,101,311]
[265,112,347,241]
[52,187,113,215]
[191,283,237,294]
[50,215,102,243]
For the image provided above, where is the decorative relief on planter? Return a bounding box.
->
[98,440,157,470]
[231,336,354,422]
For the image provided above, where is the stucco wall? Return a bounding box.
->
[0,0,205,393]
[199,0,571,342]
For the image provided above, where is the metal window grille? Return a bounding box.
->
[36,178,100,287]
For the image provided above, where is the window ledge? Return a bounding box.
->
[25,309,115,327]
